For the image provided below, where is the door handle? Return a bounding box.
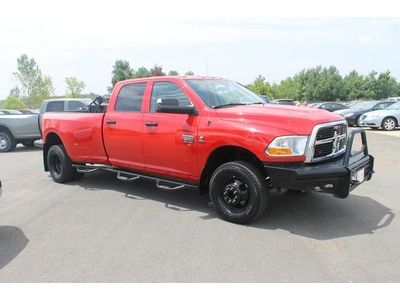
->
[106,119,117,125]
[145,121,158,127]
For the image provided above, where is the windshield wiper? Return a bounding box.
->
[212,102,264,109]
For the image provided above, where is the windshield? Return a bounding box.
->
[351,101,378,111]
[185,79,265,108]
[386,102,400,110]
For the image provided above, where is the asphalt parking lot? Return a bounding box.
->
[0,129,399,282]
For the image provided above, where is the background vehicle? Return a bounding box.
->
[314,102,347,112]
[258,95,272,103]
[359,101,400,131]
[0,113,40,152]
[275,99,296,106]
[0,109,23,115]
[335,100,396,126]
[18,109,39,114]
[41,76,373,224]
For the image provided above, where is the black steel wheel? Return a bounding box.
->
[209,161,268,224]
[47,145,76,183]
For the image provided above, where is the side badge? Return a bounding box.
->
[182,134,195,144]
[198,136,206,143]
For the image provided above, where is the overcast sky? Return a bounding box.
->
[1,0,399,99]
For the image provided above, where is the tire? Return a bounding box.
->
[22,140,35,148]
[355,116,362,127]
[209,161,269,224]
[0,131,16,153]
[381,117,397,131]
[47,145,77,183]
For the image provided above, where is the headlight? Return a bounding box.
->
[344,113,354,118]
[266,136,309,156]
[367,114,378,118]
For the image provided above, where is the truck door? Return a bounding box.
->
[142,81,199,182]
[103,82,147,171]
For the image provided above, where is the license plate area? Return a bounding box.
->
[351,167,365,183]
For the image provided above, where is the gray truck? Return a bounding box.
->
[0,98,93,152]
[0,113,41,152]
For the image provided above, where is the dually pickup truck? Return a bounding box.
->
[41,76,374,224]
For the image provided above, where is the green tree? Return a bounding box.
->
[9,86,20,98]
[342,70,365,100]
[0,96,25,109]
[168,70,179,76]
[111,60,134,88]
[247,75,274,98]
[185,70,194,76]
[65,77,86,97]
[149,64,165,77]
[375,71,398,99]
[14,54,53,108]
[135,67,150,78]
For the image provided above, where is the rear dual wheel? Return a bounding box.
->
[47,145,83,183]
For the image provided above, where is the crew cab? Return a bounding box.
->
[41,76,374,224]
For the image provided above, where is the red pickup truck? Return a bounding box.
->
[41,76,374,224]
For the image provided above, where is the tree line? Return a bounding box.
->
[247,65,400,102]
[1,54,399,109]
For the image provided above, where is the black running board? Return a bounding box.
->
[72,164,198,191]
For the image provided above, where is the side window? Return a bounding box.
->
[115,83,146,112]
[150,81,191,112]
[67,101,88,111]
[46,101,65,112]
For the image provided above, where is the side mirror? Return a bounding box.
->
[156,98,197,115]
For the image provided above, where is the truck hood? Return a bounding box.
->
[216,104,344,135]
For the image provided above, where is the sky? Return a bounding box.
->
[0,0,400,99]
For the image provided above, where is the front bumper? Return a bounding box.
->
[264,129,374,198]
[345,115,357,126]
[358,117,381,127]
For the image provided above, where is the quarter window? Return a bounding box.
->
[115,83,146,112]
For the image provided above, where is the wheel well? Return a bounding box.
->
[383,116,399,126]
[199,146,265,195]
[0,125,14,140]
[43,133,63,171]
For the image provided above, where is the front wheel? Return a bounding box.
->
[47,145,81,183]
[209,161,269,224]
[382,117,397,131]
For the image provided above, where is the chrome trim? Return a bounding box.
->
[304,120,348,163]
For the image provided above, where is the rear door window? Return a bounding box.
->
[115,83,147,112]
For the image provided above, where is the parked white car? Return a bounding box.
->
[359,101,400,131]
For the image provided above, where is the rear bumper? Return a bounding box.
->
[264,129,374,198]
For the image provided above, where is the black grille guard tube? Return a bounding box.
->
[263,129,374,198]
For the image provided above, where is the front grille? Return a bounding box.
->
[309,122,347,162]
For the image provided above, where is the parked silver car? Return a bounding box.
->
[359,101,400,131]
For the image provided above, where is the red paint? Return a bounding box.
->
[42,76,345,183]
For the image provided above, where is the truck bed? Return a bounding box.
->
[42,112,108,164]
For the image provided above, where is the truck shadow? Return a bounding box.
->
[67,172,394,241]
[0,226,29,270]
[252,191,395,240]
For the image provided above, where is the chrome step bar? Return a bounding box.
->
[72,164,197,191]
